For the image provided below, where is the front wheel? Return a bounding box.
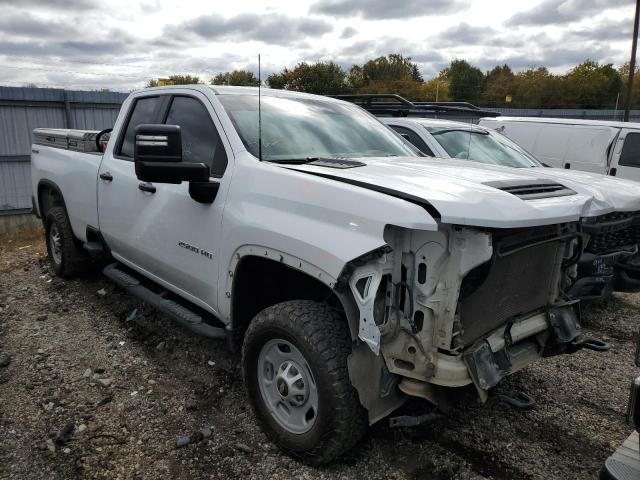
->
[242,300,368,465]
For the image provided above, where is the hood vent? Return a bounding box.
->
[485,180,576,200]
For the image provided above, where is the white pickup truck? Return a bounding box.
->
[379,117,640,297]
[31,85,609,464]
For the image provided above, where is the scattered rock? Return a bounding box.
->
[94,394,113,407]
[44,402,55,411]
[54,423,75,447]
[124,308,139,323]
[155,341,165,351]
[176,427,212,448]
[97,378,112,387]
[77,424,87,433]
[45,438,56,454]
[234,443,253,454]
[96,288,107,297]
[0,355,11,368]
[83,368,92,378]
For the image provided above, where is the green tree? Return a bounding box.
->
[484,64,515,107]
[560,60,622,108]
[211,70,260,86]
[266,71,289,89]
[354,54,426,99]
[510,67,557,108]
[618,62,640,109]
[268,62,348,95]
[146,74,201,87]
[346,65,365,91]
[443,59,485,103]
[362,54,420,83]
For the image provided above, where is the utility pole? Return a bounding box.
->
[624,0,640,122]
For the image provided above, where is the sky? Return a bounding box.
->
[0,0,635,91]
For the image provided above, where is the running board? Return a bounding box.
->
[102,263,226,339]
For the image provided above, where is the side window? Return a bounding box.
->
[619,133,640,167]
[119,96,161,158]
[165,96,228,176]
[390,125,434,156]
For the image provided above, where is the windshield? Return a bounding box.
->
[217,94,419,161]
[425,126,540,168]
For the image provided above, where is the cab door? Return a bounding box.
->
[609,129,640,182]
[98,90,233,313]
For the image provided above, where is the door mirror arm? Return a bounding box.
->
[189,179,220,204]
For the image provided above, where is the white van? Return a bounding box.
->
[479,117,640,182]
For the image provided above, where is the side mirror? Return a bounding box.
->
[134,124,209,184]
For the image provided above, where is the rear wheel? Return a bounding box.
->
[242,300,368,465]
[45,206,89,278]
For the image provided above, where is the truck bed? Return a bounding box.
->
[31,141,103,242]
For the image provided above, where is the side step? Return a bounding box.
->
[103,263,226,339]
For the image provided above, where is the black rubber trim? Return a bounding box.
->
[289,169,441,220]
[37,179,68,218]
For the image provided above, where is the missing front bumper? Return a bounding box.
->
[462,302,607,398]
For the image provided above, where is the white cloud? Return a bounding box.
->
[0,0,633,90]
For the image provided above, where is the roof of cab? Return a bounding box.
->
[135,84,347,104]
[482,116,640,130]
[208,85,346,103]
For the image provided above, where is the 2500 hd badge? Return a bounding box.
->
[177,241,213,260]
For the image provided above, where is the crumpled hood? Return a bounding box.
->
[527,168,640,216]
[287,157,595,228]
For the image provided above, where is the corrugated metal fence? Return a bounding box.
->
[2,85,640,215]
[0,86,127,214]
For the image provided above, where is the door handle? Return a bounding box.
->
[99,172,113,182]
[138,183,156,194]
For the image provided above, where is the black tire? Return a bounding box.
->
[44,206,89,279]
[242,300,368,465]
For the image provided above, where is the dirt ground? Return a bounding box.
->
[1,231,639,480]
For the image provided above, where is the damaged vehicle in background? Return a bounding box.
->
[31,86,610,464]
[352,105,640,301]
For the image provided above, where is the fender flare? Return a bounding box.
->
[225,244,362,340]
[37,179,69,218]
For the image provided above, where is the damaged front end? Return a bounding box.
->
[580,211,640,294]
[341,222,610,423]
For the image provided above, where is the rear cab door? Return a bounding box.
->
[97,88,233,314]
[609,128,640,182]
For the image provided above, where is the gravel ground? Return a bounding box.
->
[1,231,639,480]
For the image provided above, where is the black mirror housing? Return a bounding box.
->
[134,124,182,162]
[134,124,209,184]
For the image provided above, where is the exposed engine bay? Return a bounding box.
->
[345,223,608,423]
